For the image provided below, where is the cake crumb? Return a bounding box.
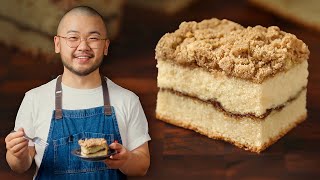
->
[78,138,107,147]
[155,18,310,83]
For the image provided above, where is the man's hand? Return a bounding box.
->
[104,141,131,169]
[5,128,34,173]
[104,141,150,176]
[5,128,29,159]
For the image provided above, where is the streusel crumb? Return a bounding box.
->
[78,138,106,147]
[155,18,309,83]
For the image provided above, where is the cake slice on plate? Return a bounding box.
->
[155,18,309,153]
[78,138,108,157]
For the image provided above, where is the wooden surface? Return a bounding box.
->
[1,0,320,179]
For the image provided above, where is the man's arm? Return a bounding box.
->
[5,128,35,173]
[105,142,150,176]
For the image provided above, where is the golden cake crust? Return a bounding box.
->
[156,113,307,153]
[155,18,309,83]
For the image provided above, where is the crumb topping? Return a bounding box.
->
[78,138,107,147]
[155,18,309,83]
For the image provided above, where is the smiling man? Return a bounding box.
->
[5,6,151,179]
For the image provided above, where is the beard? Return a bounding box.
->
[61,55,103,76]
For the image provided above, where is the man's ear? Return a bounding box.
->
[54,36,60,53]
[104,40,110,55]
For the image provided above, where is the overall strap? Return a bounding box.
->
[101,76,112,115]
[54,75,112,119]
[55,75,63,119]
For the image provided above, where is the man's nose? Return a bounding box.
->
[77,39,91,51]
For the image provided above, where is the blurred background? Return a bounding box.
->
[0,0,319,179]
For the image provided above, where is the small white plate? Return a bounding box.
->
[71,148,117,161]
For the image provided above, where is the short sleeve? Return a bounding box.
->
[126,96,151,151]
[14,91,35,146]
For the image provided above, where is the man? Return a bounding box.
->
[5,6,151,179]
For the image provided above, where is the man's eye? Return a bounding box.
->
[67,37,79,41]
[89,37,99,41]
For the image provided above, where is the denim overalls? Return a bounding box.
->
[35,75,126,180]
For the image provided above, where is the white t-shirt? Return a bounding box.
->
[14,77,151,171]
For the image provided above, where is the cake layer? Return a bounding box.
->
[80,144,107,155]
[0,0,123,36]
[0,13,120,57]
[249,0,320,32]
[0,19,54,56]
[127,0,196,15]
[80,149,108,157]
[157,60,308,117]
[156,89,307,152]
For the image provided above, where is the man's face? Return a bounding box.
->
[54,13,109,76]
